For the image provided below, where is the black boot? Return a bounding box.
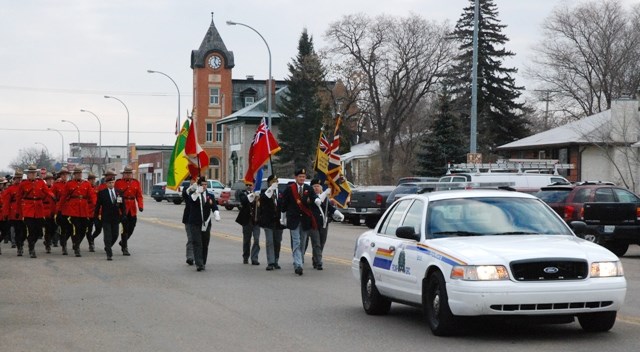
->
[17,246,23,256]
[61,244,68,255]
[45,245,51,254]
[29,249,37,258]
[122,247,130,256]
[88,241,95,252]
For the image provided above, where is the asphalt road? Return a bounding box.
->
[1,196,639,352]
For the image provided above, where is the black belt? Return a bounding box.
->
[23,197,42,200]
[124,197,136,200]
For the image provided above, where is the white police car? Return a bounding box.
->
[352,189,626,336]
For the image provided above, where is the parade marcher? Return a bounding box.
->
[52,168,70,255]
[114,166,143,256]
[2,170,25,253]
[0,177,9,254]
[280,168,320,276]
[235,180,261,265]
[41,172,58,253]
[93,175,125,261]
[305,178,345,270]
[16,165,55,258]
[186,176,220,271]
[91,169,116,243]
[181,177,197,266]
[58,167,95,257]
[259,175,284,271]
[85,173,98,252]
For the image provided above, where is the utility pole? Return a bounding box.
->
[534,89,559,130]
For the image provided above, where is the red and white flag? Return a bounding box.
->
[185,118,209,178]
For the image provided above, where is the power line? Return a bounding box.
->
[0,84,192,97]
[0,127,173,135]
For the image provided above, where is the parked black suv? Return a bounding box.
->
[535,181,640,256]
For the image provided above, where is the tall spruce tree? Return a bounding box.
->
[449,0,530,158]
[416,87,467,176]
[276,29,327,172]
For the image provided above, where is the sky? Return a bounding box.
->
[0,0,635,172]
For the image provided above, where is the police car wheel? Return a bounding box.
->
[578,311,617,332]
[360,262,391,315]
[425,271,457,336]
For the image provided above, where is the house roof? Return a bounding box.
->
[217,86,288,125]
[498,110,611,149]
[342,141,379,163]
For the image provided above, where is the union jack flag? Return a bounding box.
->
[314,115,351,208]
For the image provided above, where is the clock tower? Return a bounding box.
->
[190,15,234,181]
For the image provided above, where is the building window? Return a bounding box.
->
[209,87,220,105]
[238,156,244,178]
[216,124,223,142]
[230,125,241,145]
[244,96,255,107]
[206,122,213,142]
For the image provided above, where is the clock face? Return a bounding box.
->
[208,55,222,69]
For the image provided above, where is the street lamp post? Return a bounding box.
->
[80,109,103,173]
[35,142,49,156]
[61,119,81,144]
[104,95,130,167]
[46,128,65,164]
[147,69,181,133]
[226,20,272,129]
[227,20,272,175]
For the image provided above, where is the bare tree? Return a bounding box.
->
[10,147,55,172]
[527,0,640,118]
[324,13,453,184]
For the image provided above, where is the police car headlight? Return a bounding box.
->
[590,261,624,277]
[451,265,510,281]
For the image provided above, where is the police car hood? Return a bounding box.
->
[428,235,618,264]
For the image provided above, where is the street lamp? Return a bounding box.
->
[147,69,181,134]
[35,142,49,156]
[46,128,65,164]
[104,95,130,167]
[61,119,81,144]
[226,20,272,130]
[80,109,103,172]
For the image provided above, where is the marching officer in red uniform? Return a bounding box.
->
[2,170,25,255]
[42,172,58,253]
[0,177,9,253]
[16,165,55,258]
[114,166,143,256]
[85,173,98,252]
[52,168,70,255]
[58,167,96,257]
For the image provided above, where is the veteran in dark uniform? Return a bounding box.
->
[280,168,320,276]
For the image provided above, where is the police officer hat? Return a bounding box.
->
[87,173,97,180]
[310,178,322,186]
[44,172,54,180]
[121,166,133,174]
[14,169,23,178]
[72,166,83,174]
[0,177,7,184]
[26,164,38,173]
[294,168,306,176]
[58,167,69,174]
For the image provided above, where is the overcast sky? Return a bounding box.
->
[0,0,634,172]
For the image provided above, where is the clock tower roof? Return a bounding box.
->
[191,15,235,69]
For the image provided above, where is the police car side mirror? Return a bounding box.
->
[570,220,587,234]
[396,226,420,241]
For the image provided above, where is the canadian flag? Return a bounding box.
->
[185,118,209,178]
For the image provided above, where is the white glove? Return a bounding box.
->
[188,183,197,193]
[214,210,221,221]
[280,212,287,226]
[318,188,331,202]
[332,210,344,222]
[254,191,261,198]
[247,192,256,202]
[196,186,204,193]
[314,198,322,206]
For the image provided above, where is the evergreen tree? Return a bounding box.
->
[416,87,467,176]
[276,29,327,172]
[449,0,530,159]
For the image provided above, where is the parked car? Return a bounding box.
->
[396,176,439,185]
[535,181,639,256]
[218,189,232,210]
[342,185,396,228]
[385,182,437,209]
[226,180,248,210]
[205,179,228,198]
[151,182,182,204]
[352,189,626,336]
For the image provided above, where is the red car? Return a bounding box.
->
[217,190,232,210]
